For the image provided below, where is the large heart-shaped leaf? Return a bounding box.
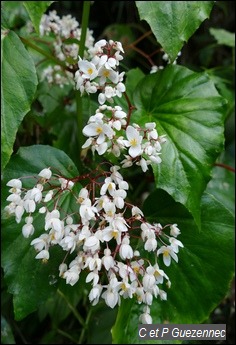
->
[135,1,214,63]
[1,145,81,320]
[23,1,54,35]
[1,30,38,171]
[112,189,234,344]
[132,64,226,228]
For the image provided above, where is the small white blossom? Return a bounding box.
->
[38,168,52,180]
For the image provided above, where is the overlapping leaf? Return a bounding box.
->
[1,30,38,171]
[23,1,54,34]
[112,190,234,344]
[1,145,81,320]
[132,64,226,228]
[135,1,214,62]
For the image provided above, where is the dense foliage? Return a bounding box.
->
[1,1,235,344]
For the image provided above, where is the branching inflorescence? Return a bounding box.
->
[5,11,184,324]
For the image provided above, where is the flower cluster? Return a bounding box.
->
[39,10,95,86]
[74,39,125,104]
[82,104,166,172]
[4,166,183,324]
[6,12,184,325]
[39,11,125,102]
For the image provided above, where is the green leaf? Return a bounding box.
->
[1,30,38,171]
[88,302,118,344]
[206,67,235,120]
[102,24,136,56]
[132,64,226,228]
[114,68,145,110]
[23,1,54,34]
[206,152,235,215]
[135,1,214,63]
[1,315,16,344]
[112,190,234,343]
[38,284,83,326]
[1,2,29,30]
[1,145,81,320]
[209,28,235,48]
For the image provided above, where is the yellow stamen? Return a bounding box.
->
[103,70,110,77]
[112,230,118,239]
[87,68,94,75]
[121,283,127,291]
[130,138,137,146]
[96,127,103,134]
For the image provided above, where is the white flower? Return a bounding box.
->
[170,223,181,237]
[78,60,98,80]
[85,253,102,271]
[31,234,49,251]
[79,199,97,224]
[124,126,143,158]
[102,248,115,270]
[139,306,152,324]
[83,235,100,253]
[89,284,103,305]
[83,120,114,144]
[115,82,126,97]
[131,206,144,219]
[169,237,184,253]
[98,93,106,105]
[6,179,22,189]
[103,201,116,219]
[6,193,21,203]
[119,237,134,260]
[159,289,167,300]
[139,158,148,172]
[38,168,52,180]
[78,187,89,203]
[145,122,158,139]
[22,216,35,238]
[45,210,63,233]
[25,184,43,202]
[121,155,133,168]
[144,233,157,252]
[35,249,49,261]
[86,270,100,286]
[153,263,169,284]
[143,266,156,291]
[59,178,74,190]
[60,233,77,253]
[120,277,136,298]
[63,265,80,286]
[111,215,129,233]
[23,199,36,213]
[145,291,154,305]
[98,67,118,84]
[102,277,121,308]
[95,142,108,155]
[100,178,116,196]
[157,245,178,266]
[110,165,123,184]
[44,190,54,202]
[59,263,67,277]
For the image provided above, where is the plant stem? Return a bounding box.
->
[78,307,92,344]
[214,163,235,172]
[124,92,136,127]
[57,289,86,327]
[57,328,80,344]
[76,1,91,171]
[78,2,91,59]
[20,36,71,71]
